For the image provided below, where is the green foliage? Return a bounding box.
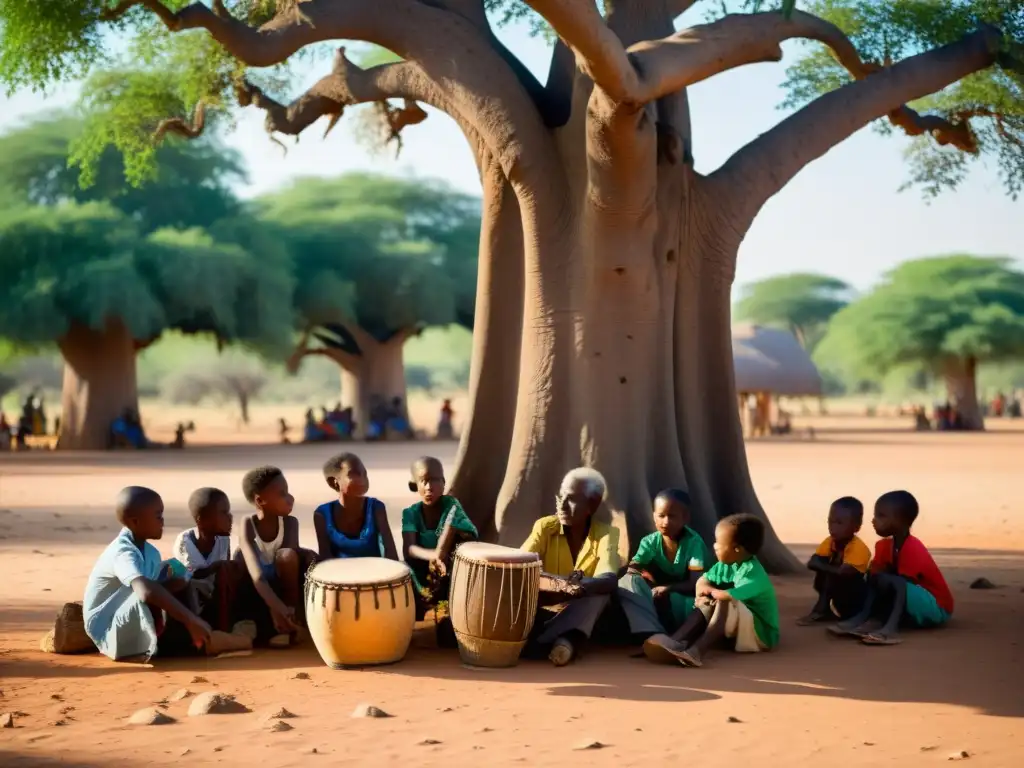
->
[0,113,245,231]
[734,272,851,350]
[781,1,1024,197]
[254,174,480,341]
[0,201,295,350]
[815,255,1024,379]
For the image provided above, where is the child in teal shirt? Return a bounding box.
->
[619,489,709,637]
[643,513,779,667]
[401,456,478,618]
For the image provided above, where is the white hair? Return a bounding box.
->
[561,467,608,502]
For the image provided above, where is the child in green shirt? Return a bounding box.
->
[642,513,779,667]
[401,456,478,619]
[619,489,709,637]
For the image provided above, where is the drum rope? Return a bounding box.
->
[354,589,360,620]
[372,584,380,611]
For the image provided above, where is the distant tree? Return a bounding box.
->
[815,256,1024,429]
[268,174,479,433]
[0,372,14,402]
[163,352,268,424]
[0,203,293,448]
[0,113,245,233]
[734,273,852,350]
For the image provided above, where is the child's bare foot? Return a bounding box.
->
[205,630,253,657]
[548,637,575,667]
[231,620,258,641]
[796,611,831,626]
[117,653,153,665]
[269,633,292,648]
[678,648,702,667]
[860,630,903,646]
[642,634,689,666]
[828,618,879,637]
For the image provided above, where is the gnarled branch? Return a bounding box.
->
[233,47,437,146]
[154,101,207,142]
[711,25,1002,230]
[99,0,332,68]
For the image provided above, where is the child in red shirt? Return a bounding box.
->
[828,490,953,646]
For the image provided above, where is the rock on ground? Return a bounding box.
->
[351,703,392,718]
[127,707,175,726]
[187,692,250,717]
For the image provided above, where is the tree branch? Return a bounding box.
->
[99,0,322,68]
[154,102,207,142]
[711,25,1002,228]
[232,47,436,145]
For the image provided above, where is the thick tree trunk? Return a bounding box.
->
[944,356,984,431]
[449,160,524,537]
[57,320,139,451]
[238,392,251,425]
[338,332,410,438]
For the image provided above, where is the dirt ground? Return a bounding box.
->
[1,418,1022,766]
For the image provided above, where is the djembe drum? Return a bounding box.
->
[304,558,415,668]
[449,542,542,668]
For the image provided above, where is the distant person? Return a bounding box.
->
[436,399,454,440]
[303,408,325,442]
[797,497,870,625]
[279,417,291,445]
[618,489,709,639]
[172,421,194,449]
[236,466,316,647]
[313,453,398,561]
[643,514,780,667]
[111,408,148,449]
[386,396,411,438]
[0,412,10,450]
[83,487,225,662]
[829,490,953,646]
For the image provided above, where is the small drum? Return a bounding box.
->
[304,558,415,669]
[449,542,542,668]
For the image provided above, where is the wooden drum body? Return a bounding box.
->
[304,558,415,669]
[449,542,541,668]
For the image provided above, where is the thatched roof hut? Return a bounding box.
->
[732,323,822,396]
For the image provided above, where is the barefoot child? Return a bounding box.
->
[237,466,316,646]
[618,489,709,638]
[797,496,871,625]
[829,490,953,645]
[401,456,478,618]
[172,487,249,633]
[313,453,399,561]
[643,514,779,667]
[83,487,214,661]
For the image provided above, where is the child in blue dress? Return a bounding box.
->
[313,452,399,561]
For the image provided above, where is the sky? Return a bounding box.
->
[2,14,1021,295]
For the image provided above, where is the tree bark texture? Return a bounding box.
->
[131,0,1003,571]
[57,320,140,450]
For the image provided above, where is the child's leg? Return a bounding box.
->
[860,574,908,645]
[677,600,731,666]
[830,576,884,635]
[797,572,832,624]
[830,574,869,621]
[274,548,302,614]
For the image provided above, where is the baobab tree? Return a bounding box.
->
[3,1,1021,569]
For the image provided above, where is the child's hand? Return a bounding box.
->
[566,570,585,585]
[709,589,731,602]
[696,583,713,598]
[272,605,298,633]
[186,616,213,649]
[651,586,670,600]
[429,559,448,579]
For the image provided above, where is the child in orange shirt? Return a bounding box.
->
[797,496,871,625]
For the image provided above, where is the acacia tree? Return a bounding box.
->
[262,174,478,433]
[815,256,1024,430]
[0,203,293,448]
[3,1,1022,569]
[734,273,851,351]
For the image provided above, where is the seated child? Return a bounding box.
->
[313,453,399,561]
[829,490,953,645]
[797,495,871,625]
[172,487,248,632]
[83,486,244,661]
[401,456,478,618]
[618,489,709,637]
[236,466,316,647]
[643,514,780,667]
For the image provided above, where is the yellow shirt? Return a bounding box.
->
[521,515,621,577]
[814,535,871,573]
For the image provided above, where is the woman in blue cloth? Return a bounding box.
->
[313,453,399,561]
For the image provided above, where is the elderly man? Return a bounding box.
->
[521,467,621,666]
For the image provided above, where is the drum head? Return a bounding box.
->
[310,557,411,585]
[457,542,540,564]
